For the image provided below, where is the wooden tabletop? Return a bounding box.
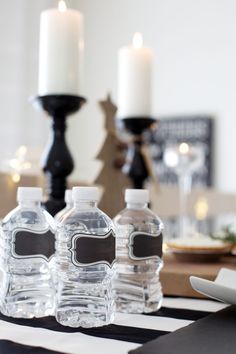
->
[160,252,236,298]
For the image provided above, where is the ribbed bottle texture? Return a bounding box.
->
[0,187,55,318]
[113,189,163,313]
[55,187,116,328]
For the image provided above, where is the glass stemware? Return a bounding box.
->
[164,142,204,238]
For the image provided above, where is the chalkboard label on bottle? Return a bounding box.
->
[128,232,163,260]
[12,228,55,262]
[70,230,116,267]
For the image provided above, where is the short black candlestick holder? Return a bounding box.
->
[31,94,86,216]
[122,117,156,189]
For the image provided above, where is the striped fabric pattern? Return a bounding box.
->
[0,297,227,354]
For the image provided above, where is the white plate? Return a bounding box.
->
[190,268,236,304]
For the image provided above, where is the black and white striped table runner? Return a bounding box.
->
[0,297,227,354]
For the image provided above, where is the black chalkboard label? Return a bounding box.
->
[12,228,55,262]
[128,232,163,260]
[70,230,116,267]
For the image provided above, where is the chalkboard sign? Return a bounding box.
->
[12,228,55,262]
[148,116,214,187]
[129,232,163,260]
[70,230,116,267]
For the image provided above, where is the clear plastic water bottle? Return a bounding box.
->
[54,189,73,222]
[113,189,163,313]
[55,186,116,328]
[0,187,56,318]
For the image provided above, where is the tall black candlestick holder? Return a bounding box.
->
[31,94,86,216]
[122,117,156,189]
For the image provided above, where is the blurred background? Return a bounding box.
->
[1,0,236,236]
[1,0,236,187]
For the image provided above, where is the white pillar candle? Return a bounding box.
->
[117,32,153,118]
[38,0,83,96]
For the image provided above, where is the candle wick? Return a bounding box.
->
[58,0,67,12]
[133,32,143,49]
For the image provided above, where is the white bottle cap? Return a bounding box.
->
[65,189,73,204]
[72,186,99,202]
[125,189,149,204]
[17,187,43,202]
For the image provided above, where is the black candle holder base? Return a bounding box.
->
[122,117,156,189]
[31,94,86,216]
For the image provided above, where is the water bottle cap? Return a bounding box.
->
[17,187,43,202]
[125,189,149,204]
[72,186,99,202]
[65,189,73,204]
